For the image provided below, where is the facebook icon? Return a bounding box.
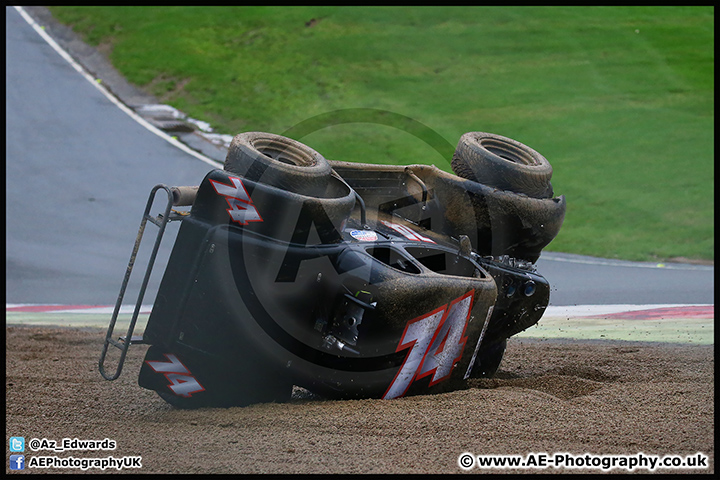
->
[9,454,25,470]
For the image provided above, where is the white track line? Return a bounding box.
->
[544,304,713,318]
[540,252,713,271]
[13,6,222,169]
[6,304,153,315]
[7,304,713,317]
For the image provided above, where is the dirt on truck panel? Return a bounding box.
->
[100,131,567,408]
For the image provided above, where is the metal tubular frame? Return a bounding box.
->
[99,184,177,380]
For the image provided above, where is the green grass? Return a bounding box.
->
[47,6,714,262]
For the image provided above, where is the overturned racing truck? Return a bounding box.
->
[100,131,565,408]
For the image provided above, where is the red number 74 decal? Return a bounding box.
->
[209,176,263,225]
[145,354,205,398]
[383,291,474,399]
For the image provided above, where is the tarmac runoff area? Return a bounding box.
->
[5,303,714,345]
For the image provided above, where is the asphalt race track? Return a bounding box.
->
[6,6,714,311]
[6,7,219,306]
[4,9,714,474]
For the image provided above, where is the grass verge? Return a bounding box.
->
[47,6,714,262]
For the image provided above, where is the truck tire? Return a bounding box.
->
[451,132,553,199]
[224,132,332,197]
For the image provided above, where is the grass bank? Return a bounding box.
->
[48,6,714,262]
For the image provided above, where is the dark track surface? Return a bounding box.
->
[6,7,216,304]
[6,6,713,307]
